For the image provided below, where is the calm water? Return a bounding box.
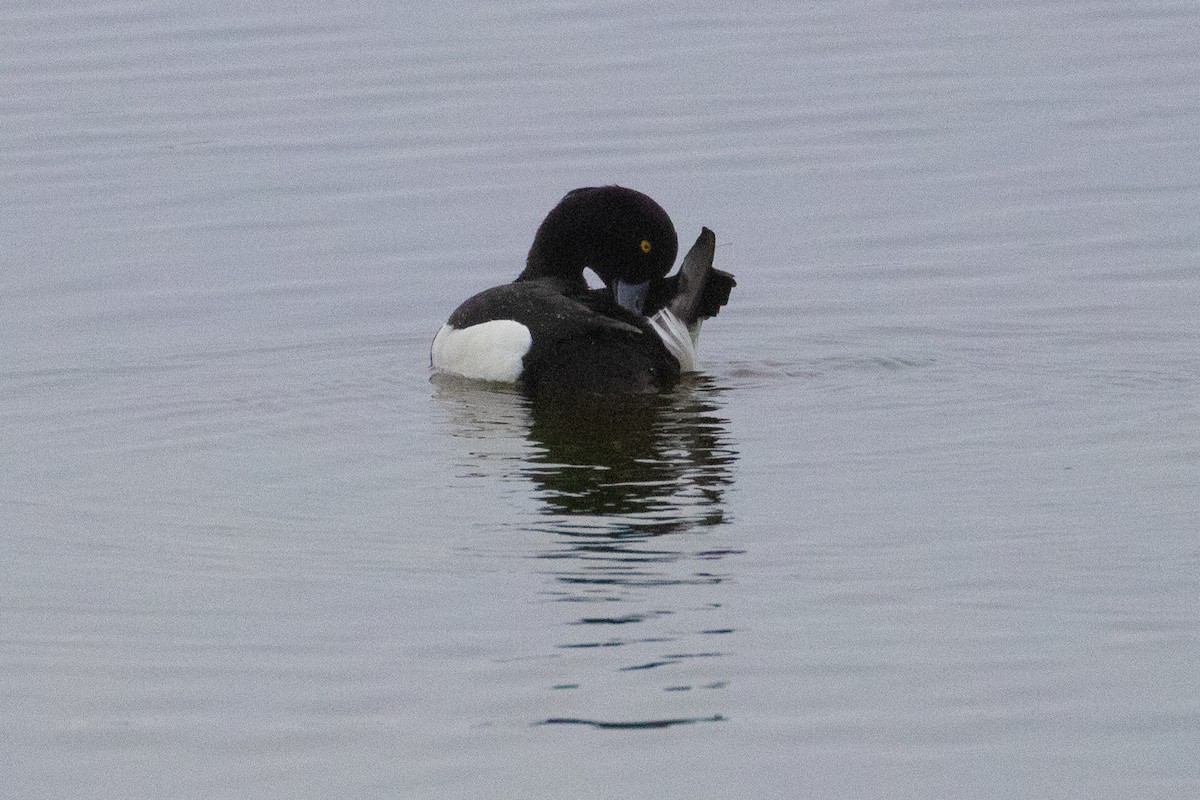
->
[3,0,1199,797]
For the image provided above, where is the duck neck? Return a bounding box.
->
[518,243,590,295]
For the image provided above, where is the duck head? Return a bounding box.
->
[518,185,678,311]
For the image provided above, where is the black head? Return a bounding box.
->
[519,186,679,304]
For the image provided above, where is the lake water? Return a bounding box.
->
[3,0,1199,797]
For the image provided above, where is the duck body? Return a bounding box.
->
[432,277,681,399]
[430,186,733,398]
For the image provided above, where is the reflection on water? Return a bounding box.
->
[525,377,736,535]
[433,376,739,729]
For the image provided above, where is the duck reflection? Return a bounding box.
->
[523,376,736,537]
[527,379,740,729]
[433,375,740,729]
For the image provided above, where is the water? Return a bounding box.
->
[3,0,1199,796]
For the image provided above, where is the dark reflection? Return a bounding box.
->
[524,377,740,729]
[523,375,737,538]
[432,374,740,731]
[539,714,727,729]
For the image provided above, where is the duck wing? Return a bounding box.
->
[666,227,736,326]
[447,280,641,338]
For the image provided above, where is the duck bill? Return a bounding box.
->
[614,279,650,315]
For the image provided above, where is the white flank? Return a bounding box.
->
[648,308,699,372]
[431,320,533,383]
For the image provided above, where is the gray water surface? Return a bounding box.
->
[3,1,1199,797]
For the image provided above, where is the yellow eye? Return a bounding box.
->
[640,239,652,254]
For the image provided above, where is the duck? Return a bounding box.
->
[430,185,735,399]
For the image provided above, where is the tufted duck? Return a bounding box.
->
[430,186,734,398]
